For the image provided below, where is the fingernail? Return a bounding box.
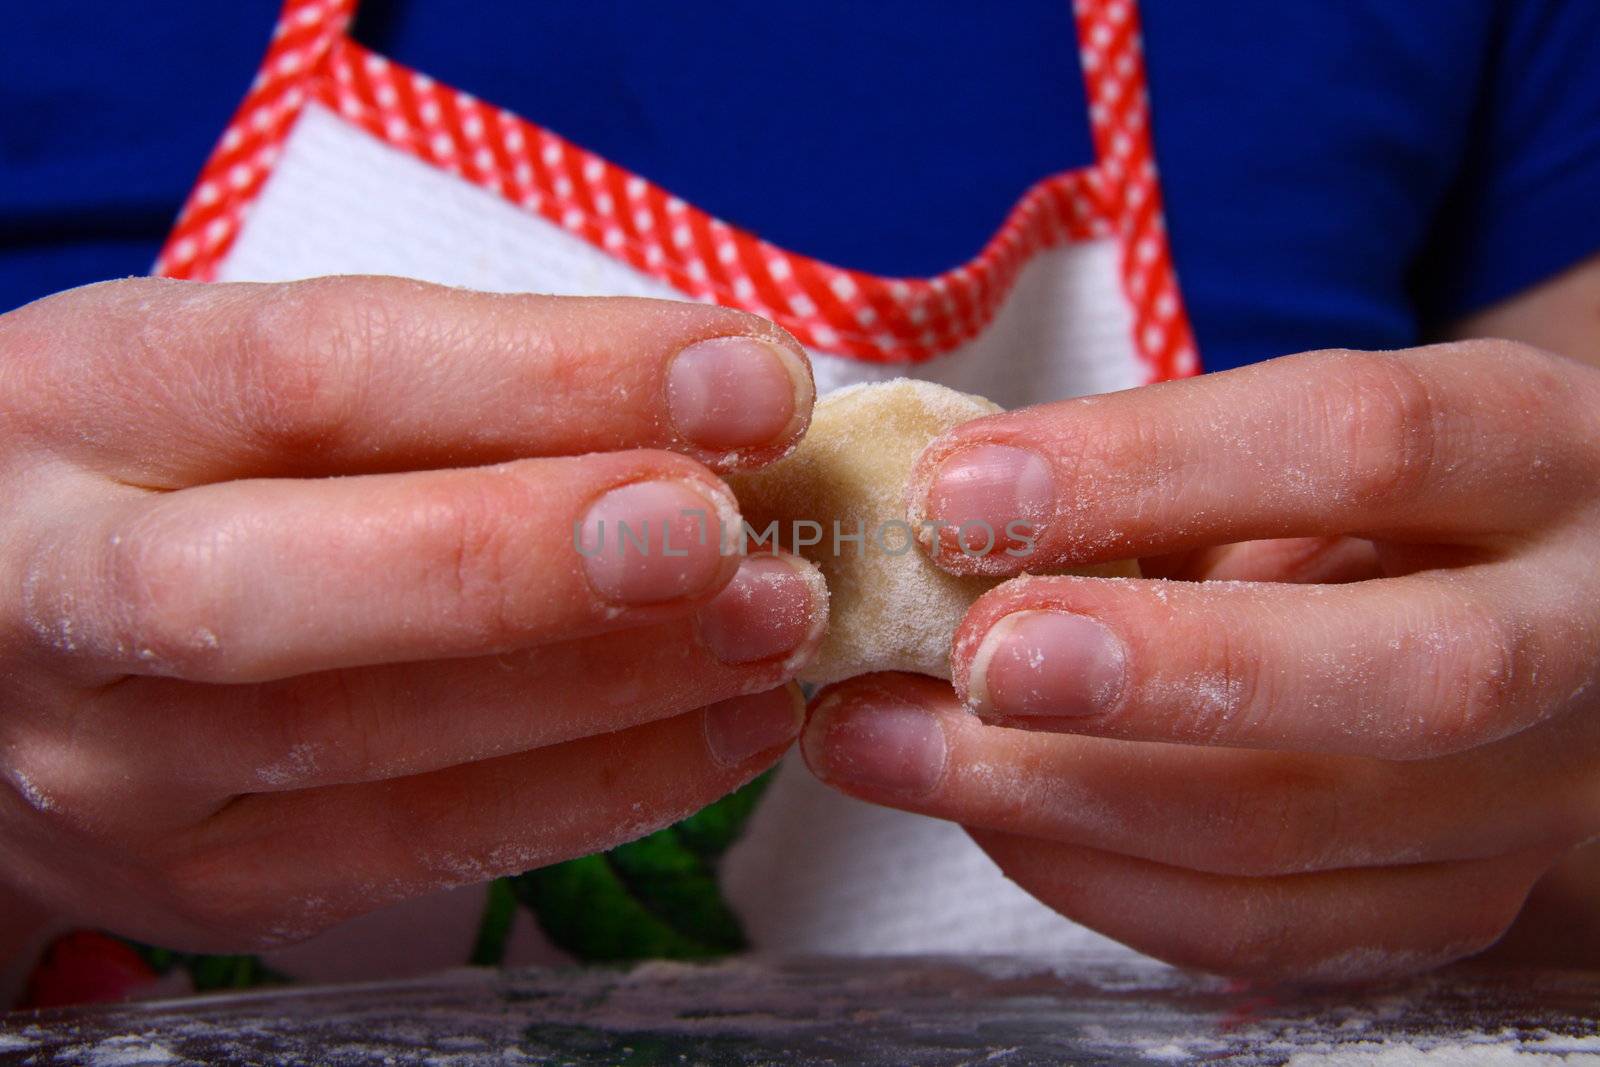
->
[806,693,947,797]
[579,480,730,604]
[704,687,804,767]
[698,554,823,665]
[969,610,1128,718]
[923,444,1055,557]
[667,336,804,450]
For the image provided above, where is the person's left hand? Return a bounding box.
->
[802,339,1600,983]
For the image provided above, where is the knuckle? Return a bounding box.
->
[1458,619,1524,741]
[156,841,339,949]
[423,478,524,639]
[1477,340,1600,514]
[157,863,277,945]
[2,746,72,824]
[1331,353,1442,511]
[104,507,229,675]
[252,672,377,787]
[1053,408,1180,546]
[4,703,153,837]
[156,861,254,939]
[1146,620,1263,745]
[1415,594,1525,755]
[231,279,381,454]
[17,537,82,664]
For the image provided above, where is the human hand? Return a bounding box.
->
[803,341,1600,982]
[0,276,825,954]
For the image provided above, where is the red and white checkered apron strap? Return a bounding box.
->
[157,0,1199,383]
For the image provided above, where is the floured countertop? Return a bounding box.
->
[2,953,1598,1065]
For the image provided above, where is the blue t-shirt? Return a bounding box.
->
[4,1,1599,372]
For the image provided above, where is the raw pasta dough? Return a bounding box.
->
[727,379,1137,685]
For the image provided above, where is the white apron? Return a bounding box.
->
[152,0,1201,977]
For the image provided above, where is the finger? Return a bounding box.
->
[802,674,1596,876]
[8,276,814,485]
[26,450,747,683]
[145,686,804,951]
[949,567,1597,758]
[89,553,825,795]
[907,342,1597,575]
[970,828,1547,983]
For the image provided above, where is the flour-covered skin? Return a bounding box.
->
[806,336,1600,983]
[0,277,822,961]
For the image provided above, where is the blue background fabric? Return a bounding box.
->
[4,1,1598,372]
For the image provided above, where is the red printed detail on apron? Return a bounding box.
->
[155,0,1199,383]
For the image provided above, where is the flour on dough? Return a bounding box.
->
[728,379,1137,686]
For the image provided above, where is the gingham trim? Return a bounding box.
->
[155,0,357,283]
[156,0,1199,382]
[1076,0,1199,379]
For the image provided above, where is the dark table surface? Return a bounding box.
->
[3,952,1598,1065]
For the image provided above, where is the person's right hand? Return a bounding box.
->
[0,276,825,955]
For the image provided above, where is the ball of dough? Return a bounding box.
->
[727,379,1137,686]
